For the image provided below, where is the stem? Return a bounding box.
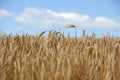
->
[75,27,77,38]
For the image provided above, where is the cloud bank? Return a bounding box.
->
[0,9,12,18]
[15,7,120,28]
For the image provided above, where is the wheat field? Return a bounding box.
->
[0,31,120,80]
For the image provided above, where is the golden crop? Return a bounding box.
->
[0,31,120,80]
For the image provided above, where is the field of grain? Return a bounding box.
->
[0,31,120,80]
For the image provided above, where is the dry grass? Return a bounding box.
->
[0,31,120,80]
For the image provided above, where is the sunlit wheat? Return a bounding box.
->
[0,30,120,80]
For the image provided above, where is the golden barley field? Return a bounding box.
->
[0,31,120,80]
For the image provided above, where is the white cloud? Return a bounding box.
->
[94,16,119,27]
[14,7,120,28]
[0,9,12,18]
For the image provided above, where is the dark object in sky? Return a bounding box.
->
[68,24,76,28]
[68,24,75,28]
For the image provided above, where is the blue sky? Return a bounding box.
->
[0,0,120,37]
